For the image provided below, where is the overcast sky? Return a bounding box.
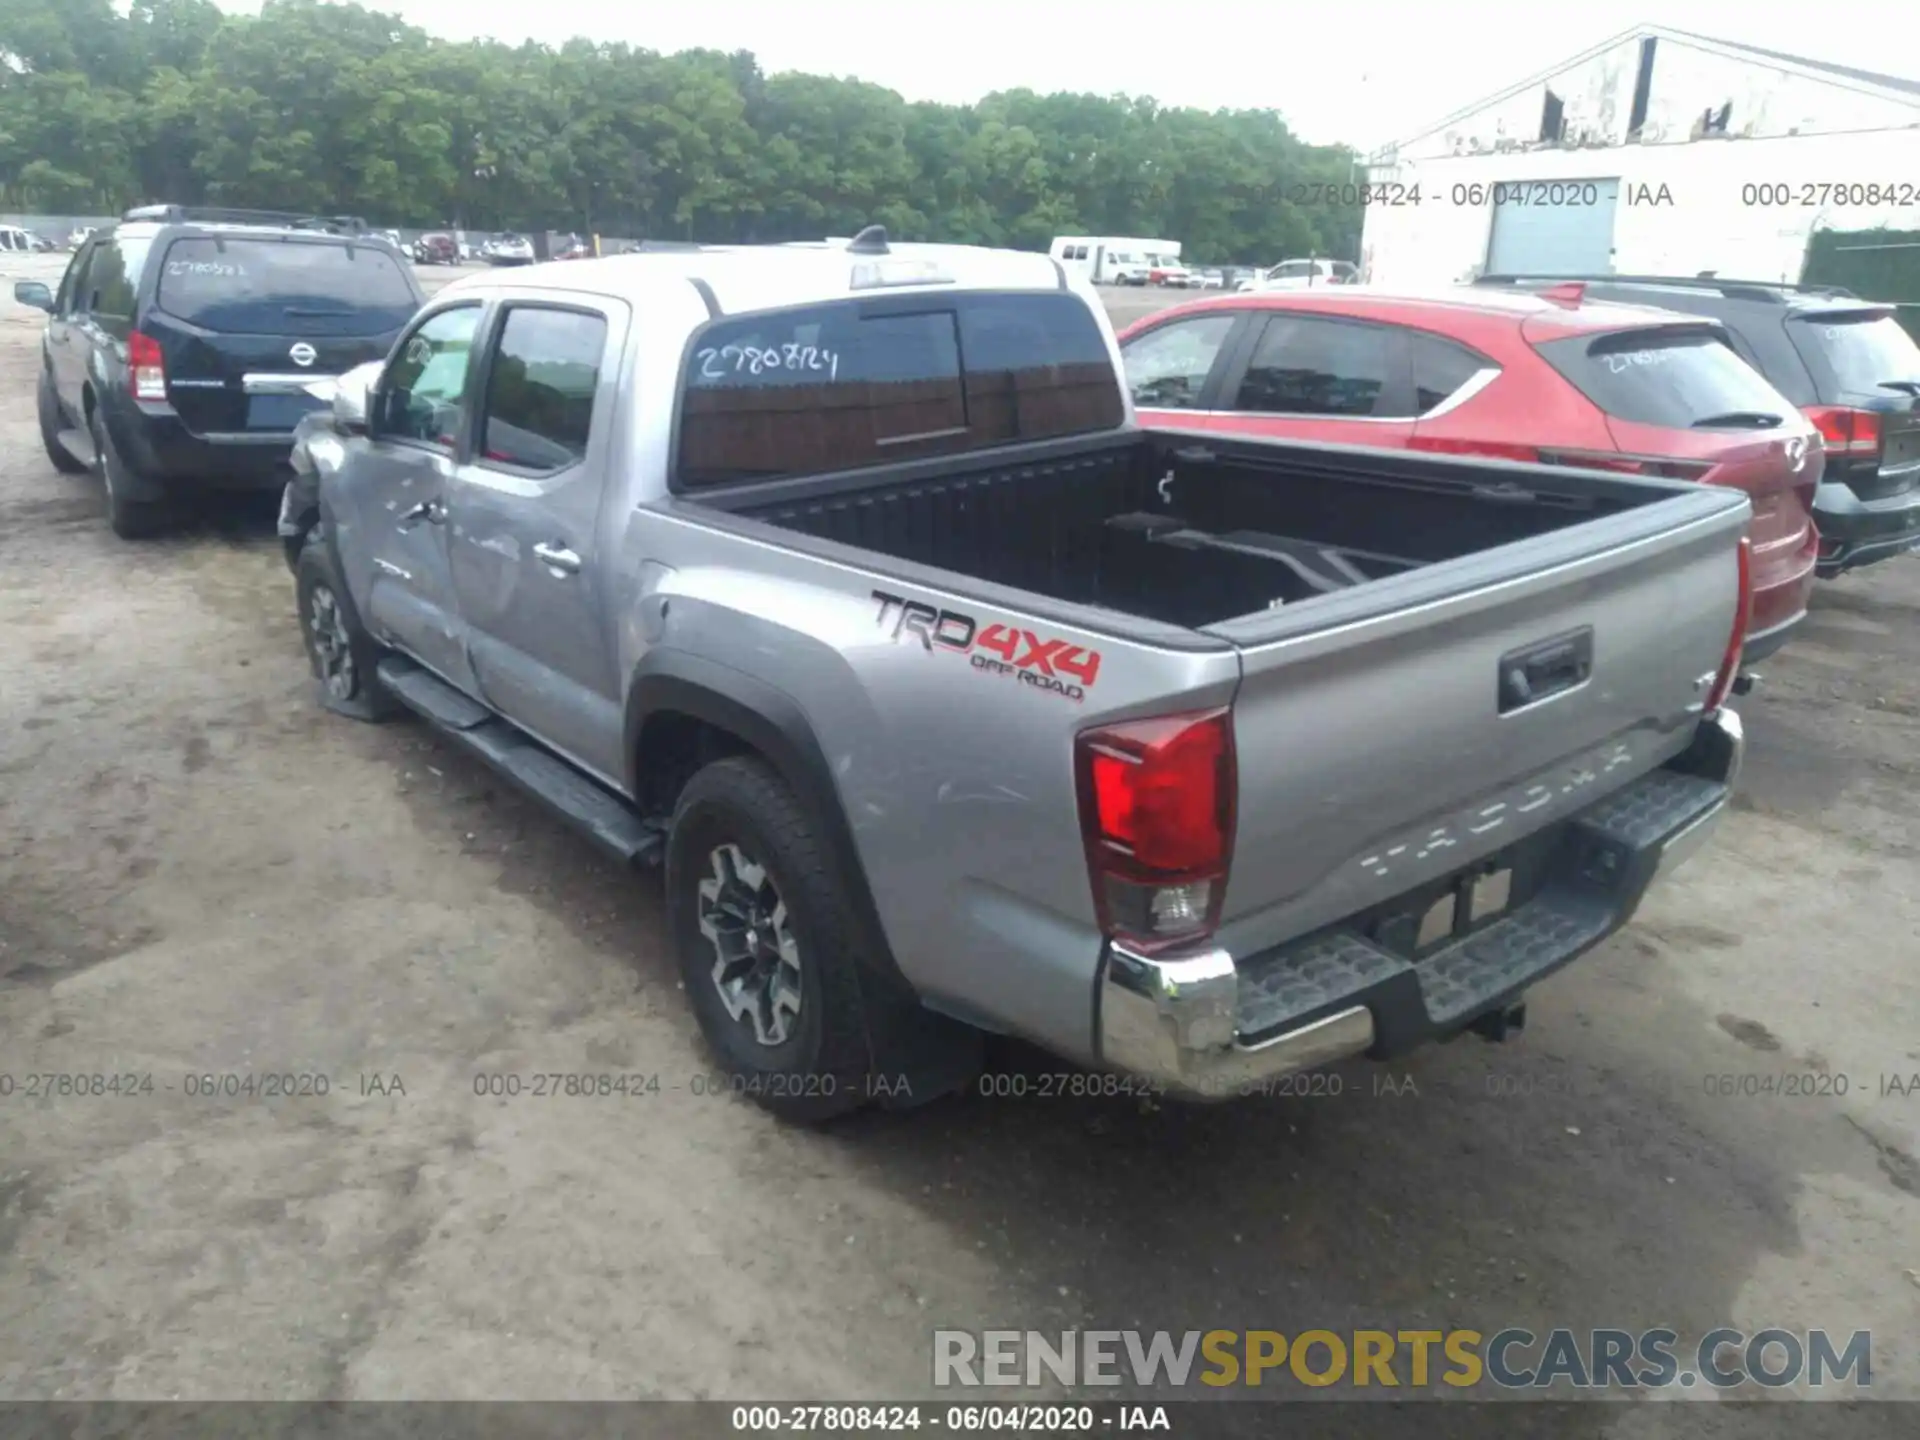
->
[210,1,1920,152]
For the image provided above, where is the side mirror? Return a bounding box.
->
[333,361,384,432]
[13,281,54,312]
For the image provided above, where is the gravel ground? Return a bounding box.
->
[1,253,1917,1427]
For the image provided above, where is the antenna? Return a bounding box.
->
[847,225,890,256]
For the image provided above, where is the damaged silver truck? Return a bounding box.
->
[280,230,1752,1120]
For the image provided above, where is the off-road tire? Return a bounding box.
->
[295,533,399,721]
[666,756,876,1123]
[38,367,88,474]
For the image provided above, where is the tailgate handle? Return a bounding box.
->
[1498,627,1593,714]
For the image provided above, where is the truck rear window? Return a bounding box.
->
[1788,310,1920,401]
[1533,327,1791,430]
[156,237,417,336]
[676,291,1124,487]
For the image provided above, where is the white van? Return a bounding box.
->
[1,225,39,254]
[1050,236,1182,287]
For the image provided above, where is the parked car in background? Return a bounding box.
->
[482,233,536,266]
[0,225,37,254]
[11,204,424,538]
[66,226,95,250]
[279,231,1750,1119]
[1238,259,1359,292]
[1149,257,1195,287]
[1116,284,1820,662]
[1477,274,1920,579]
[413,232,460,265]
[554,234,593,261]
[1195,269,1226,289]
[1049,235,1181,287]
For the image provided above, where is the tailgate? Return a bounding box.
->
[154,320,398,436]
[1208,487,1749,957]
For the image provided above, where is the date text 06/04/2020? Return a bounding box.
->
[1279,181,1675,208]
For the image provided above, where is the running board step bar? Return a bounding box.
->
[375,656,664,867]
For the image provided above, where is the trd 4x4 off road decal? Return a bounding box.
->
[871,590,1101,702]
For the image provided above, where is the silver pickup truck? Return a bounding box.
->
[281,230,1753,1120]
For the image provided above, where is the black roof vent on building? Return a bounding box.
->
[847,225,890,255]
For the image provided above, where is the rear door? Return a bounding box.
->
[46,240,98,406]
[145,235,419,438]
[1208,310,1418,448]
[447,298,628,783]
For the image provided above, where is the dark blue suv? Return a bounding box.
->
[14,205,423,538]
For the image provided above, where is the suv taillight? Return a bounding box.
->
[1802,405,1881,457]
[128,330,167,401]
[1704,535,1754,714]
[1075,708,1236,952]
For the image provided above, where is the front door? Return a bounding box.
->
[447,298,627,783]
[47,241,97,407]
[355,301,486,691]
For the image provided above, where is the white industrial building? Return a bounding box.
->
[1360,25,1920,287]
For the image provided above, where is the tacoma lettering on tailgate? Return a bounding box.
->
[871,590,1101,702]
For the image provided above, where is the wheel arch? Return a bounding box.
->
[625,650,909,997]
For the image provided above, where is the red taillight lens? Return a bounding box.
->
[128,330,167,401]
[1703,535,1754,714]
[1802,405,1881,456]
[1076,708,1236,951]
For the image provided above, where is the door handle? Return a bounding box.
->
[399,497,445,527]
[533,542,582,576]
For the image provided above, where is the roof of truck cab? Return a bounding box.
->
[434,242,1071,316]
[1123,285,1717,347]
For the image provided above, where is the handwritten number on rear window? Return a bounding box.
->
[695,344,840,383]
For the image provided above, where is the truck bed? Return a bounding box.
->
[714,430,1667,631]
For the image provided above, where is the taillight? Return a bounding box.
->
[1406,436,1711,480]
[128,330,167,402]
[1076,708,1236,952]
[1802,405,1881,457]
[1703,535,1754,714]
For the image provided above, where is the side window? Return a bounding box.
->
[1409,332,1492,414]
[376,304,483,449]
[478,306,608,472]
[1233,315,1402,418]
[85,239,151,339]
[1119,314,1238,409]
[55,244,94,314]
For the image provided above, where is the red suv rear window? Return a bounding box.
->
[1533,327,1792,430]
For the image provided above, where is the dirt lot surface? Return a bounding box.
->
[1,254,1917,1427]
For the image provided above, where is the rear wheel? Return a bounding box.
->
[37,368,88,474]
[88,408,171,539]
[666,757,877,1123]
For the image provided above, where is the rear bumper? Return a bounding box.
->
[108,403,297,490]
[1096,709,1743,1099]
[1812,481,1920,578]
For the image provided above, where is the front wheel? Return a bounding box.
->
[666,757,877,1123]
[295,535,398,721]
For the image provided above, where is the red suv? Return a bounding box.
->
[1117,286,1822,660]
